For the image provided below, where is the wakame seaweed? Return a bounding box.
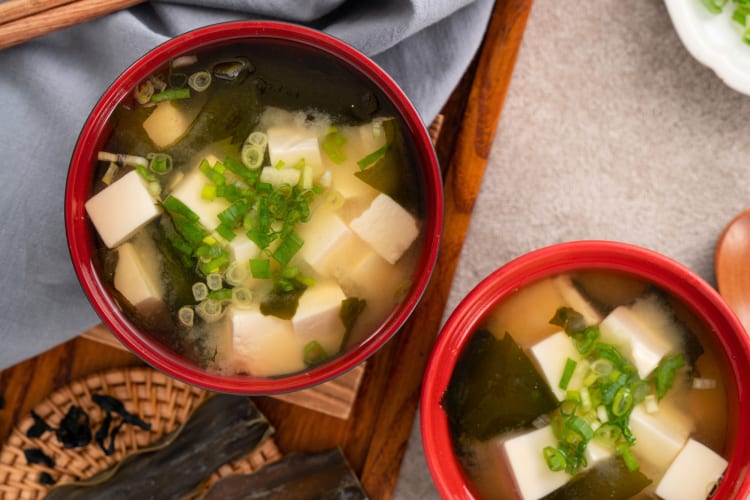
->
[201,447,367,500]
[24,448,55,468]
[26,410,53,438]
[542,457,652,500]
[441,330,558,441]
[45,395,274,500]
[56,406,92,449]
[355,118,421,214]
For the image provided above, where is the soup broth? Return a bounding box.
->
[442,270,729,499]
[84,41,426,377]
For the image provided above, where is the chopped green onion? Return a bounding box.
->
[215,224,236,241]
[594,423,621,444]
[199,158,226,185]
[322,128,347,164]
[596,404,609,423]
[102,162,119,185]
[303,340,328,366]
[199,254,230,275]
[566,415,594,442]
[574,326,599,355]
[151,87,191,102]
[560,399,578,416]
[652,353,685,399]
[543,446,566,472]
[224,261,249,286]
[133,80,154,104]
[616,442,640,472]
[163,196,200,222]
[612,387,633,417]
[209,288,233,301]
[241,144,264,169]
[559,358,578,390]
[232,287,253,309]
[249,258,271,279]
[195,299,224,322]
[356,145,387,170]
[192,282,209,301]
[246,131,268,148]
[272,232,304,266]
[201,183,217,201]
[188,71,212,92]
[178,306,194,327]
[97,152,148,168]
[147,152,173,175]
[206,273,223,291]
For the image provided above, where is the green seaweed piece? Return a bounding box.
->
[167,76,261,166]
[260,277,308,320]
[201,447,367,500]
[45,395,274,500]
[339,297,366,351]
[542,457,652,500]
[354,118,421,213]
[441,330,558,441]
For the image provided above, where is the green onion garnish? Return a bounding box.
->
[322,128,347,164]
[249,258,271,279]
[151,87,191,102]
[188,71,212,92]
[303,340,328,366]
[356,145,387,170]
[559,358,578,390]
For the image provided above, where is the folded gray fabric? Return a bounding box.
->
[0,0,493,370]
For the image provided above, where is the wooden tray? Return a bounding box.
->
[0,367,281,499]
[0,2,533,497]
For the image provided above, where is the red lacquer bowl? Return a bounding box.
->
[65,21,443,394]
[420,241,750,499]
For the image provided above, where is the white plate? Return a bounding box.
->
[664,0,750,94]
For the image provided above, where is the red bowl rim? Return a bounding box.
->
[65,20,443,394]
[420,240,750,499]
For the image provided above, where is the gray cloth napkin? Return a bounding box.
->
[0,0,493,370]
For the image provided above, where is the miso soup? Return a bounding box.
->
[84,42,426,377]
[441,270,729,499]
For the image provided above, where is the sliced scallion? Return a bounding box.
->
[151,87,191,102]
[559,358,578,390]
[188,71,212,92]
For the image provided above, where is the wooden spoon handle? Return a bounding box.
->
[0,0,146,50]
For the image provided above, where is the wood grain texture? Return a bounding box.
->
[0,1,534,497]
[0,0,145,50]
[359,0,534,497]
[0,0,78,25]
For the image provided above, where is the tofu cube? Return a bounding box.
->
[113,242,163,308]
[142,97,204,149]
[529,331,584,400]
[349,193,419,264]
[501,426,570,499]
[85,170,160,248]
[292,282,347,355]
[259,166,301,188]
[228,307,304,376]
[297,206,363,276]
[553,275,602,325]
[267,126,323,176]
[655,438,728,500]
[598,306,674,378]
[629,404,690,471]
[227,232,261,264]
[169,155,230,231]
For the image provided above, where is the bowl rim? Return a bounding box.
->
[65,20,444,395]
[420,240,750,499]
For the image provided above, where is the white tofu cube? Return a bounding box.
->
[267,126,323,176]
[259,166,301,188]
[292,282,346,355]
[529,331,584,401]
[227,232,261,264]
[553,275,602,325]
[656,438,728,500]
[169,156,230,231]
[85,170,161,248]
[629,404,690,471]
[598,306,674,378]
[349,193,419,264]
[297,207,360,276]
[501,426,570,499]
[228,306,304,376]
[142,97,204,149]
[113,242,163,308]
[585,438,614,466]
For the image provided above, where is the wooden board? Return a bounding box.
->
[0,1,534,497]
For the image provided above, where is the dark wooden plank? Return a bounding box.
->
[358,0,535,497]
